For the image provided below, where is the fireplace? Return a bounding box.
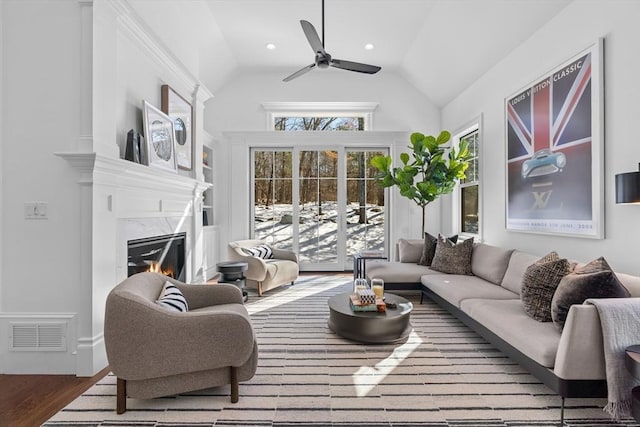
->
[127,233,186,281]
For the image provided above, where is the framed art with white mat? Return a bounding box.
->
[161,85,193,171]
[142,100,177,173]
[505,39,604,238]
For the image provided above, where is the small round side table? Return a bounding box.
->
[217,261,248,302]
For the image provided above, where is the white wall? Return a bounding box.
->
[206,69,442,258]
[0,0,4,332]
[0,0,84,373]
[206,68,440,133]
[441,0,640,274]
[0,0,214,375]
[127,0,236,95]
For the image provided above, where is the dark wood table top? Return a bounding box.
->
[625,346,640,379]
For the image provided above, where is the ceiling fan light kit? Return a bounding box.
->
[283,0,381,82]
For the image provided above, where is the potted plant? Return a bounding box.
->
[371,131,471,235]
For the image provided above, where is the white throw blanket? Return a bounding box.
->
[586,297,640,420]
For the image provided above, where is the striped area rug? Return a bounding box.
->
[44,275,640,427]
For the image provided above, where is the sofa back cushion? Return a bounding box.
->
[615,272,640,297]
[397,238,424,263]
[471,244,515,285]
[500,251,540,295]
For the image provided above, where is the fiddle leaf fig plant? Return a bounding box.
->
[371,130,471,235]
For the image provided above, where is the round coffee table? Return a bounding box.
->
[327,292,413,344]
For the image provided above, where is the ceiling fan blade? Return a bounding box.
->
[283,63,316,82]
[300,20,325,55]
[330,59,381,74]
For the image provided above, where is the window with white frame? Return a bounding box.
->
[262,102,377,131]
[458,128,480,236]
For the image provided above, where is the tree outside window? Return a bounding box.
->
[459,130,479,235]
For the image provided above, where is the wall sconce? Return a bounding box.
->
[615,163,640,204]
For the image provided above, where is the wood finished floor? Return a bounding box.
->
[0,367,110,427]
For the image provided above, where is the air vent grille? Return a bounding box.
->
[11,322,67,351]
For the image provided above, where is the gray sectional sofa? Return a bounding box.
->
[366,239,640,417]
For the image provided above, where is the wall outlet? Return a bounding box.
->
[24,202,48,220]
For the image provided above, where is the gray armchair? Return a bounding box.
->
[104,272,258,414]
[228,239,299,296]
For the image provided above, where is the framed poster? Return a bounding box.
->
[142,100,177,173]
[161,85,193,170]
[505,39,604,238]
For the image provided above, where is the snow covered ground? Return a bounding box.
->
[254,202,385,264]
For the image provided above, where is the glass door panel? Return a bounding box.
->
[298,150,339,266]
[345,150,387,268]
[253,150,293,251]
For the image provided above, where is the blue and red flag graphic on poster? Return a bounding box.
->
[506,52,594,235]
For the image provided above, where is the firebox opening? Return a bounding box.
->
[127,233,186,281]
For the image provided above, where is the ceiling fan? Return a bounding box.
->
[283,0,381,82]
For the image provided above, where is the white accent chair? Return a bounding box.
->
[227,239,299,296]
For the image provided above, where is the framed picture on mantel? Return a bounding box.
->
[142,100,177,173]
[161,85,193,171]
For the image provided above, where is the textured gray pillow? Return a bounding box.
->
[397,238,423,263]
[430,236,474,275]
[521,252,571,322]
[418,233,458,266]
[551,257,631,329]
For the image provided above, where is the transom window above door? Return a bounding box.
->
[262,102,378,131]
[275,116,364,131]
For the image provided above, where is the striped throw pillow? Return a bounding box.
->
[156,281,188,312]
[242,244,273,259]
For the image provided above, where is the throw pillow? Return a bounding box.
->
[418,233,458,266]
[242,244,273,259]
[397,238,423,263]
[551,257,631,330]
[429,236,474,275]
[156,281,188,312]
[520,252,571,322]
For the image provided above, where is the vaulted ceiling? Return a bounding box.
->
[131,0,573,107]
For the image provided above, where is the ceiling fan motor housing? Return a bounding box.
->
[316,52,331,69]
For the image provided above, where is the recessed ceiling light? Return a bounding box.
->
[364,43,374,50]
[266,43,276,50]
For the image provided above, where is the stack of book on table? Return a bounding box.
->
[349,289,386,312]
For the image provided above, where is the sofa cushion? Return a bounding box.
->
[551,257,631,329]
[264,259,298,281]
[500,251,540,295]
[616,272,640,297]
[521,252,572,322]
[471,244,515,285]
[418,233,458,266]
[430,236,474,275]
[366,261,441,284]
[156,281,189,312]
[460,298,560,368]
[397,238,424,263]
[422,274,518,308]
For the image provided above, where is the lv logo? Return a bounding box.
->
[531,189,553,209]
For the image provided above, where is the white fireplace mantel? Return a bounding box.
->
[55,151,210,376]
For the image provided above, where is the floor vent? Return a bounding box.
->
[10,322,67,351]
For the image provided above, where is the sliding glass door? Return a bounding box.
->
[252,147,387,271]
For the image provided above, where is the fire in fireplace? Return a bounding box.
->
[127,233,186,281]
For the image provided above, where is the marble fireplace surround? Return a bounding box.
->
[57,152,209,375]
